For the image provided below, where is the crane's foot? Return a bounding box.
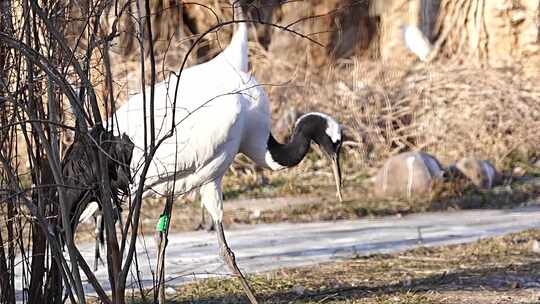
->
[93,254,105,271]
[196,207,216,232]
[216,222,258,304]
[206,221,216,232]
[194,221,215,232]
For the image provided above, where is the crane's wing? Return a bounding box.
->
[113,71,246,196]
[78,201,99,224]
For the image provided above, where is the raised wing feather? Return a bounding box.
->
[112,66,246,196]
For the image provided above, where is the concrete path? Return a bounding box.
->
[14,205,540,299]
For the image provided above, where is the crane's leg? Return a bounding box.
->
[156,195,174,304]
[94,211,104,271]
[199,205,206,230]
[196,202,216,232]
[200,180,258,304]
[216,220,258,304]
[205,209,215,232]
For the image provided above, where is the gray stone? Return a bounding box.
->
[372,151,444,199]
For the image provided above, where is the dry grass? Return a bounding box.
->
[256,56,540,169]
[35,56,540,244]
[117,229,540,304]
[14,9,540,256]
[200,57,540,229]
[73,175,540,243]
[242,43,540,209]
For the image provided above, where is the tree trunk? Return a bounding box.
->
[376,0,540,70]
[433,0,539,68]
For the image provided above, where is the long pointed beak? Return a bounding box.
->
[331,154,343,202]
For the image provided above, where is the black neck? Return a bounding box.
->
[267,129,311,168]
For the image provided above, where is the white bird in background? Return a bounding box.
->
[110,2,343,303]
[402,24,433,62]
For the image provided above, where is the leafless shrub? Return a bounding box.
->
[1,1,337,303]
[331,60,539,171]
[0,0,142,303]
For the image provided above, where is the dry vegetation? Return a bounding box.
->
[250,40,540,168]
[13,0,540,204]
[3,1,540,302]
[5,0,540,265]
[83,55,540,237]
[101,229,540,304]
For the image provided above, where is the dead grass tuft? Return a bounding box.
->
[252,44,540,183]
[119,229,540,304]
[341,62,540,170]
[413,66,539,167]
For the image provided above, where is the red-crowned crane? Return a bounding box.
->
[110,2,343,303]
[402,24,433,62]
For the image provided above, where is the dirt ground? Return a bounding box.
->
[75,175,540,243]
[124,229,540,304]
[73,175,540,304]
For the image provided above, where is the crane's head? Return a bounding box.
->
[297,112,344,202]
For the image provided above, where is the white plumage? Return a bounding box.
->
[110,3,343,302]
[112,22,259,217]
[402,25,433,62]
[111,16,263,301]
[78,201,100,224]
[112,22,340,218]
